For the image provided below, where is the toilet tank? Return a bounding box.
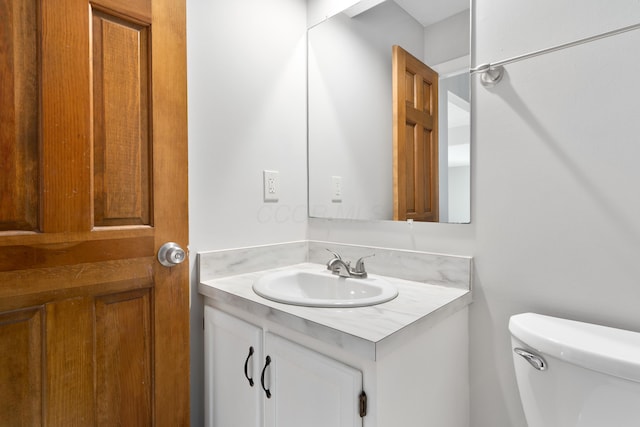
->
[509,313,640,427]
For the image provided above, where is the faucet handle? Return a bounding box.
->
[325,249,343,270]
[353,254,375,274]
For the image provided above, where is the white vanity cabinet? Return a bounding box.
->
[204,306,364,427]
[204,306,263,427]
[200,254,472,427]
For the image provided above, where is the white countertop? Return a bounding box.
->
[199,262,471,360]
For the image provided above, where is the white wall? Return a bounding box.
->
[188,0,640,425]
[438,72,471,222]
[312,1,640,427]
[187,0,308,423]
[424,9,470,65]
[470,1,640,425]
[448,165,469,223]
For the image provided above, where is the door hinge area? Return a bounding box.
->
[359,390,367,418]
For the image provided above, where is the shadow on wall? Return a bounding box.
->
[484,68,640,251]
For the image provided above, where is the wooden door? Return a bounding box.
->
[0,0,189,425]
[392,45,439,222]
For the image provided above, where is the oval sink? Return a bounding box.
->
[252,269,398,308]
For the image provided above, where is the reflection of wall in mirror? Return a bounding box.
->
[439,74,470,223]
[423,10,470,65]
[308,1,423,221]
[308,1,470,222]
[425,9,471,223]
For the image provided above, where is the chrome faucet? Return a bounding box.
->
[327,257,353,277]
[325,250,374,279]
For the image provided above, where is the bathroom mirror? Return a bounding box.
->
[308,0,471,223]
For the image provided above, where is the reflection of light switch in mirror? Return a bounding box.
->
[331,176,342,202]
[263,170,279,202]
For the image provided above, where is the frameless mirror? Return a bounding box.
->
[308,0,471,223]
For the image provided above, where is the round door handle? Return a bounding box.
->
[158,242,187,267]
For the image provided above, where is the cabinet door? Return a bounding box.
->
[204,306,263,427]
[264,332,363,427]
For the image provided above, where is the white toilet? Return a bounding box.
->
[509,312,640,427]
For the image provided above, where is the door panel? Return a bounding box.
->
[92,9,151,226]
[45,298,95,425]
[96,289,152,425]
[0,307,43,426]
[0,0,39,231]
[0,0,189,424]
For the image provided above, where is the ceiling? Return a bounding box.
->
[393,0,468,27]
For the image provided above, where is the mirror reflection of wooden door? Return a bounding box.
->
[392,45,439,222]
[0,0,189,424]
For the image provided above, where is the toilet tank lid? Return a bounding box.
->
[509,313,640,383]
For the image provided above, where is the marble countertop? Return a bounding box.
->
[199,262,471,360]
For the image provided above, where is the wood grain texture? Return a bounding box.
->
[404,123,416,212]
[40,0,92,232]
[92,0,151,23]
[0,0,39,231]
[0,226,154,246]
[0,307,43,426]
[0,0,189,423]
[96,289,152,425]
[393,45,439,222]
[0,236,154,271]
[92,10,151,226]
[151,0,190,423]
[0,258,154,311]
[45,298,95,425]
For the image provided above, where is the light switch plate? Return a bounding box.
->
[263,170,279,202]
[331,176,342,202]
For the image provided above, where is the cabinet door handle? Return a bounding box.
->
[260,355,272,398]
[243,346,255,386]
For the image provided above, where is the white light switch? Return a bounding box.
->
[331,176,342,202]
[263,170,279,202]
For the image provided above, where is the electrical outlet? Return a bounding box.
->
[263,170,279,202]
[331,176,342,202]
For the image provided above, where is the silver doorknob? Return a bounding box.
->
[157,242,187,267]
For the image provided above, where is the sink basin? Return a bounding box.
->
[252,269,398,308]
